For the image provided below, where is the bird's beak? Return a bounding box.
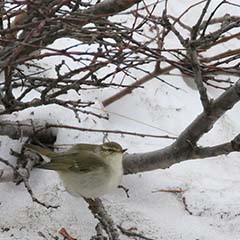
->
[122,148,128,153]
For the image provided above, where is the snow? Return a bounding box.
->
[1,0,240,239]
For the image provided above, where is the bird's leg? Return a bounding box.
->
[118,185,130,198]
[59,228,77,240]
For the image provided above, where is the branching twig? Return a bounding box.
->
[85,198,120,240]
[0,152,59,209]
[22,173,60,209]
[191,0,211,39]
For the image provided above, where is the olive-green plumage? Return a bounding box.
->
[25,144,108,172]
[25,142,124,198]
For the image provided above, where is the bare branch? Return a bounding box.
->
[0,149,59,208]
[1,80,240,178]
[102,65,174,107]
[191,0,211,39]
[0,119,57,143]
[0,0,239,200]
[192,133,240,159]
[0,120,176,142]
[85,198,120,240]
[187,47,211,112]
[123,80,240,174]
[82,0,142,16]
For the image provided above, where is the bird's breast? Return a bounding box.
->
[58,157,123,198]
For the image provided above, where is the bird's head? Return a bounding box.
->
[100,142,127,158]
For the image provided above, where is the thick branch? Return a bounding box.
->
[0,119,57,143]
[1,80,240,179]
[123,80,240,174]
[192,133,240,159]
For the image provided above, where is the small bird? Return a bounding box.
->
[25,142,126,198]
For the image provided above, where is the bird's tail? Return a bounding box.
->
[24,144,58,159]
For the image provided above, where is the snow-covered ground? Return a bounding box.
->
[0,0,240,239]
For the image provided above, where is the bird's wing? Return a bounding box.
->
[66,144,99,153]
[38,151,107,173]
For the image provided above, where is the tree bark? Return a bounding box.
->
[123,80,240,174]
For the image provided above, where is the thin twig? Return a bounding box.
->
[187,47,211,112]
[45,123,177,140]
[102,65,174,107]
[191,0,211,39]
[0,156,59,209]
[118,225,155,240]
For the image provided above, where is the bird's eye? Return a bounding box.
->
[104,147,116,153]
